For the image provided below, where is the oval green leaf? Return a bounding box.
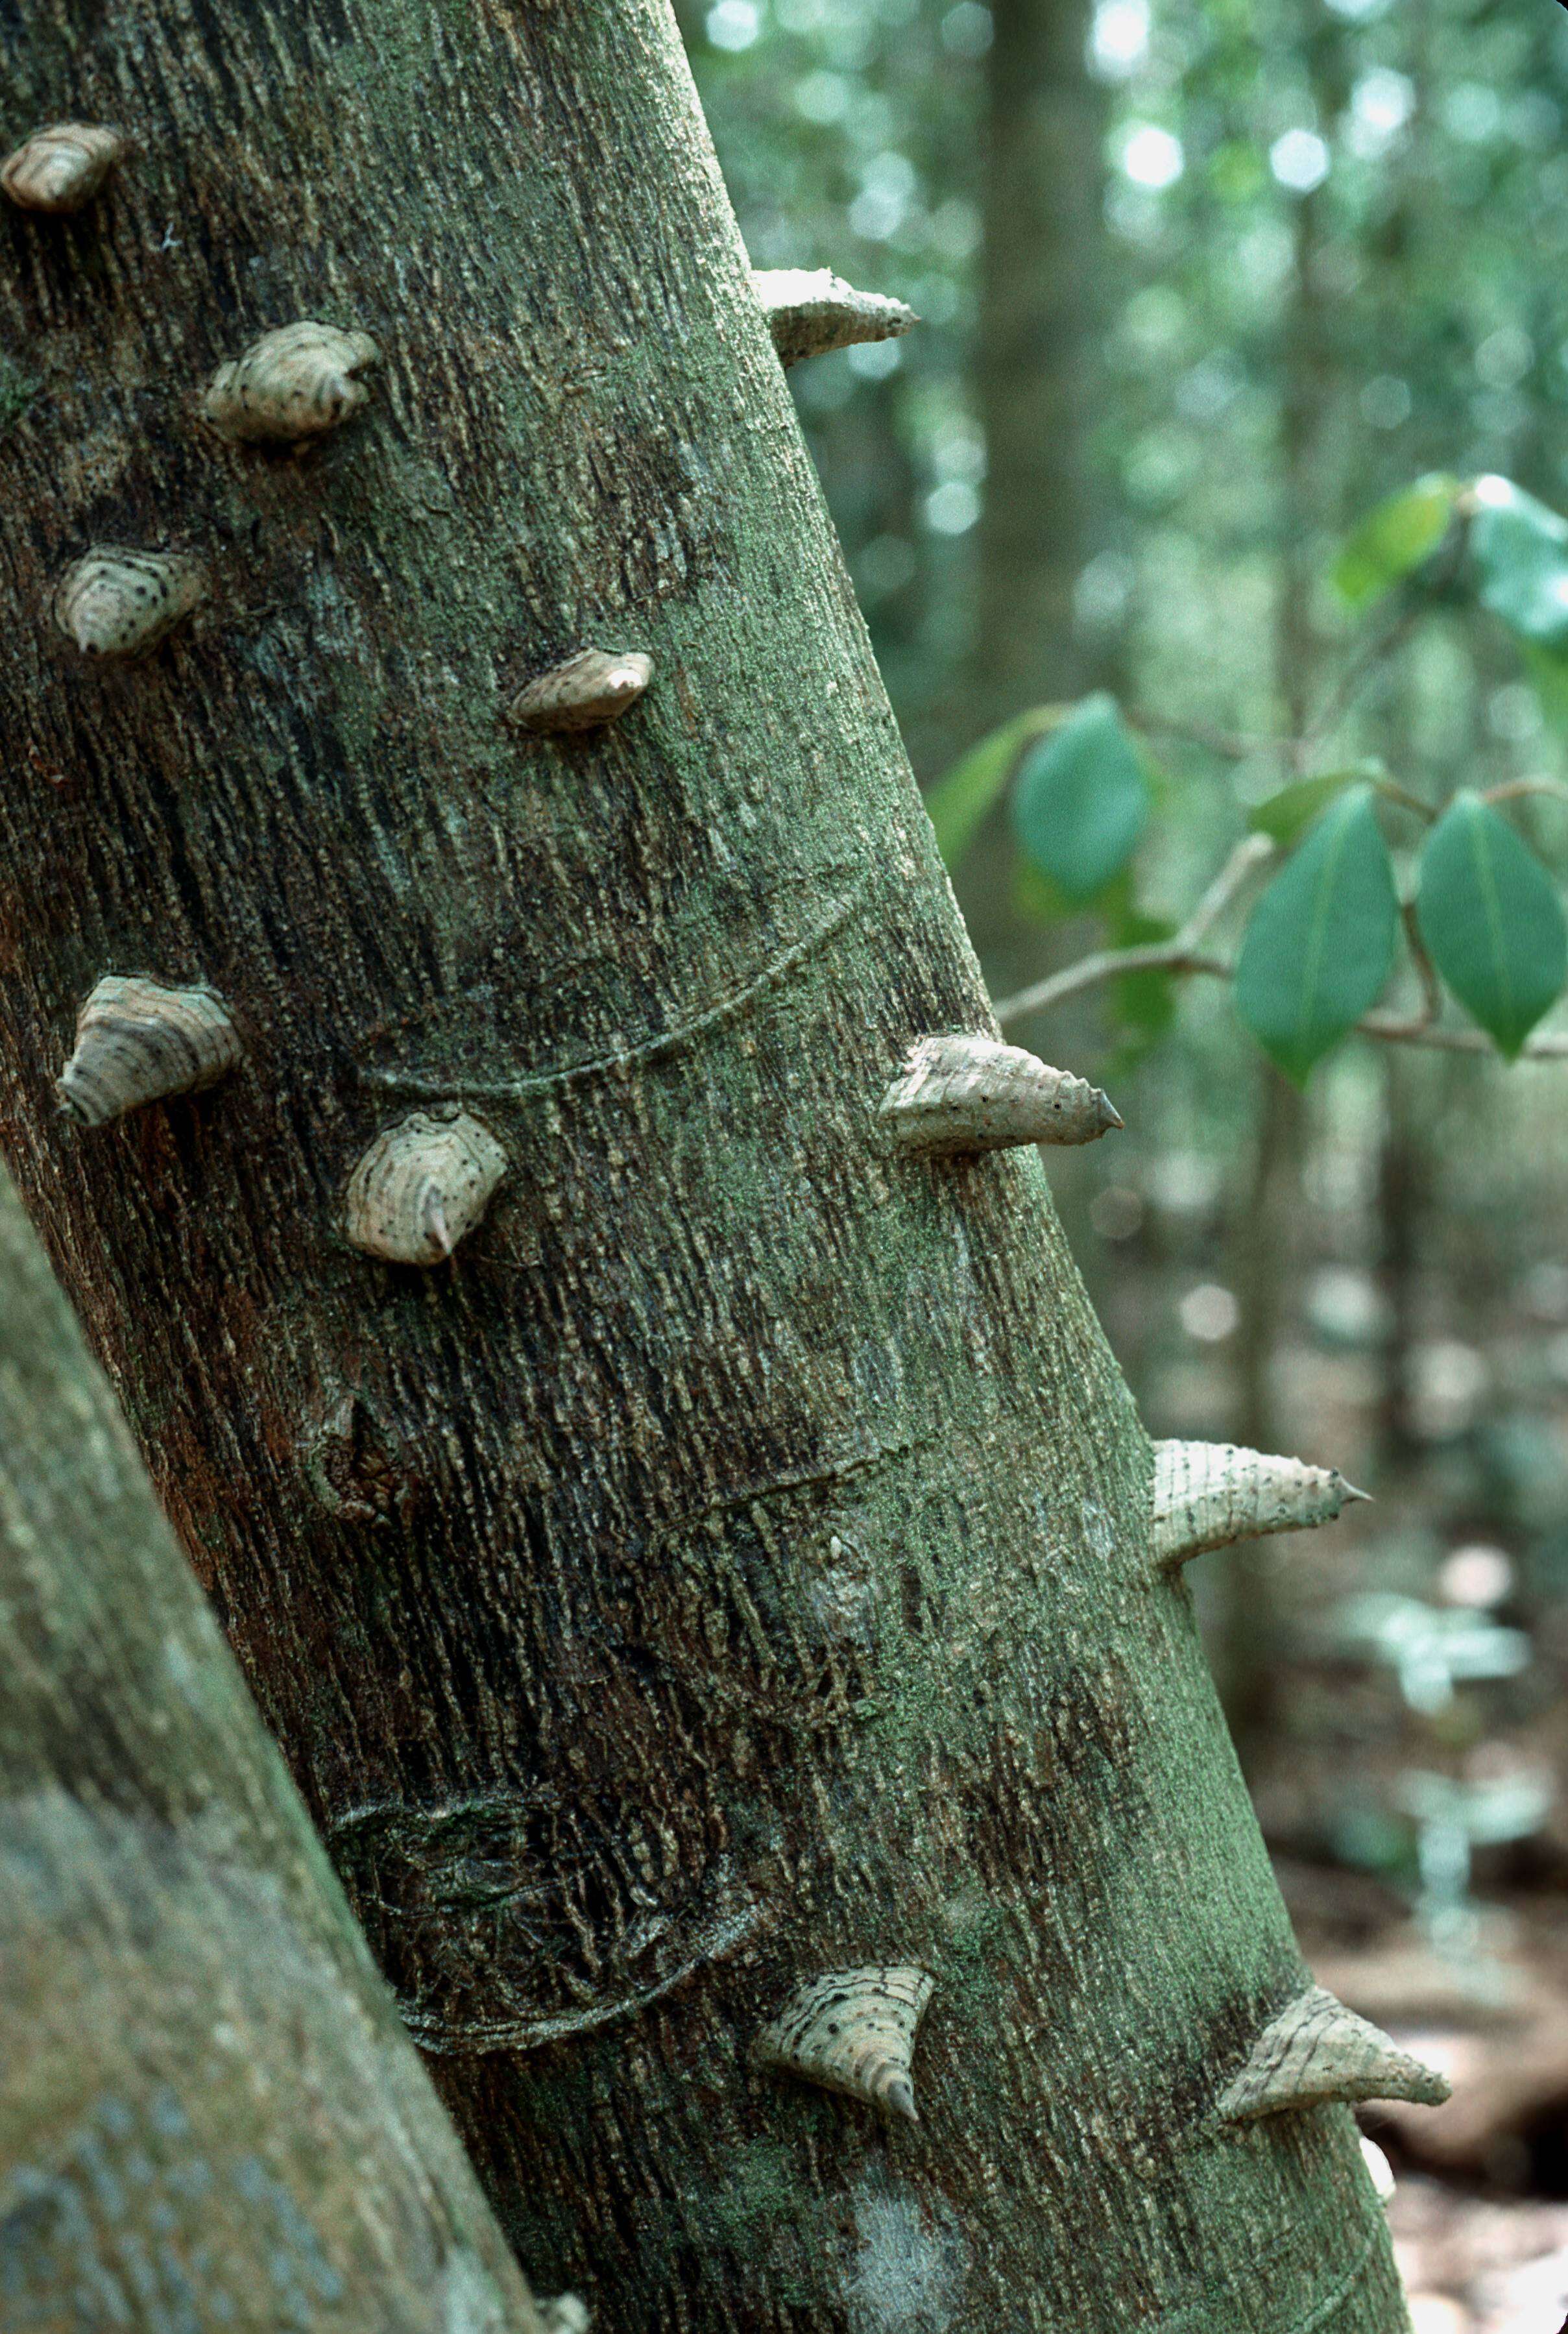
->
[1233,784,1399,1084]
[1333,476,1458,611]
[1248,764,1382,846]
[924,706,1065,871]
[1010,693,1151,903]
[1471,479,1568,649]
[1525,642,1568,735]
[1414,791,1567,1058]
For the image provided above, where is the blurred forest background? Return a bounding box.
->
[683,1,1568,2324]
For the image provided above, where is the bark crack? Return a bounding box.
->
[357,873,872,1100]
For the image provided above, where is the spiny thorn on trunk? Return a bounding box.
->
[753,1966,933,2123]
[1150,1439,1366,1573]
[1215,1987,1450,2123]
[510,648,654,734]
[202,321,381,445]
[2,123,129,213]
[344,1107,508,1267]
[56,977,242,1126]
[751,267,917,367]
[880,1032,1120,1157]
[54,549,206,660]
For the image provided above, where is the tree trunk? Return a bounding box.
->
[0,1165,561,2333]
[0,4,1407,2328]
[974,0,1109,720]
[1220,0,1353,1758]
[1220,1069,1307,1756]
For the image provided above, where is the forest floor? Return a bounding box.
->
[1388,2175,1568,2332]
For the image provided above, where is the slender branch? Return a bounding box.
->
[1303,597,1425,746]
[1401,898,1441,1025]
[1122,709,1286,760]
[993,842,1568,1062]
[993,944,1235,1025]
[1482,777,1568,810]
[1373,774,1436,823]
[1357,1012,1568,1058]
[992,834,1274,1027]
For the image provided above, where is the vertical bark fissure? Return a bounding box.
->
[0,3,1406,2326]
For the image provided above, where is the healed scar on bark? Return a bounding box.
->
[356,871,873,1102]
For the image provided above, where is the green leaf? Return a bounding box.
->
[1334,476,1459,611]
[1010,694,1151,902]
[1414,791,1567,1058]
[1011,859,1136,929]
[1110,910,1178,1050]
[1523,642,1568,734]
[1248,764,1381,846]
[1471,479,1568,649]
[1233,785,1399,1083]
[924,707,1064,871]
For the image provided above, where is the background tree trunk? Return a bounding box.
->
[0,1164,559,2333]
[0,3,1406,2327]
[1220,0,1353,1758]
[959,0,1115,1008]
[974,0,1110,721]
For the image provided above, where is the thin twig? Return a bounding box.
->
[1401,898,1442,1025]
[993,945,1235,1024]
[1304,597,1425,746]
[1373,774,1436,823]
[1357,1012,1568,1058]
[998,940,1568,1062]
[992,834,1274,1026]
[1122,709,1286,760]
[1481,777,1568,810]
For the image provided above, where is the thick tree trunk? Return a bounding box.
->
[0,4,1407,2328]
[0,1165,558,2333]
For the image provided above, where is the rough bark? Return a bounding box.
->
[0,3,1409,2328]
[0,1165,557,2333]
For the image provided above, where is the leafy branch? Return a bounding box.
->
[936,471,1568,1082]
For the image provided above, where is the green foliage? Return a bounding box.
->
[1524,643,1568,735]
[1109,908,1179,1069]
[1248,764,1381,845]
[1010,695,1151,903]
[1333,478,1459,611]
[1233,786,1399,1084]
[1471,481,1568,651]
[1415,793,1568,1058]
[924,708,1061,871]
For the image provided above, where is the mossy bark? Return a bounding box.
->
[0,3,1408,2328]
[0,1165,553,2331]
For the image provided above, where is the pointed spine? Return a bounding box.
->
[1150,1439,1366,1572]
[344,1108,507,1267]
[539,2302,590,2334]
[1,123,129,212]
[56,977,242,1125]
[1360,2136,1395,2204]
[752,269,917,367]
[880,1033,1120,1157]
[753,1965,932,2123]
[510,648,653,734]
[202,321,380,444]
[54,549,206,660]
[1216,1987,1450,2123]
